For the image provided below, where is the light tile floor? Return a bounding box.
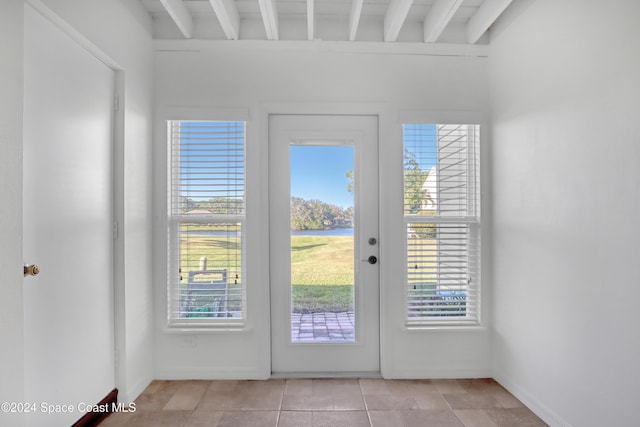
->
[99,378,548,426]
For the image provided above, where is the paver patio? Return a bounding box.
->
[291,312,355,342]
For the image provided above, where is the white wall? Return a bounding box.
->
[38,0,156,403]
[490,1,640,426]
[153,41,492,378]
[0,1,25,425]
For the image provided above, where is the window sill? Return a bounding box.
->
[404,323,486,333]
[164,320,247,333]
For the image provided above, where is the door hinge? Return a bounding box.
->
[114,92,120,112]
[113,221,119,239]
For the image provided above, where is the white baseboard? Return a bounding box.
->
[121,375,153,404]
[382,367,492,379]
[270,371,382,379]
[154,368,493,380]
[155,366,270,380]
[493,374,573,427]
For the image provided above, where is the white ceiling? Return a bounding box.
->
[139,0,516,44]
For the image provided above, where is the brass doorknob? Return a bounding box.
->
[24,264,40,277]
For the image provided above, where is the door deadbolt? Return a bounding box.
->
[24,264,40,277]
[368,237,377,245]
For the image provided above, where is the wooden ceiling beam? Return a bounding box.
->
[208,0,240,40]
[384,0,414,42]
[348,0,364,41]
[159,0,193,39]
[423,0,463,43]
[466,0,513,44]
[307,0,314,41]
[258,0,279,40]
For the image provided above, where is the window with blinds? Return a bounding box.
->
[168,120,246,326]
[403,124,480,325]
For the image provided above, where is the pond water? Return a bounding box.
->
[291,228,354,236]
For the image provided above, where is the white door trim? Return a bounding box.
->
[257,102,392,377]
[269,114,381,374]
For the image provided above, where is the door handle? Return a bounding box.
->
[365,256,377,265]
[24,264,40,277]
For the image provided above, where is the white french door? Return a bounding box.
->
[270,115,380,374]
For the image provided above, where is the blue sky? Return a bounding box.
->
[288,126,436,209]
[290,145,354,208]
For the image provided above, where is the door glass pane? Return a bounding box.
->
[290,145,355,342]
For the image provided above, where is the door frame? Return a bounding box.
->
[261,103,391,376]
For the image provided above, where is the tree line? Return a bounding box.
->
[181,197,242,214]
[180,195,352,231]
[291,197,353,231]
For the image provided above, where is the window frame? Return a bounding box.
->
[402,123,481,327]
[166,119,248,329]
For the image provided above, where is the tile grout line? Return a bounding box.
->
[358,378,375,427]
[275,379,285,426]
[442,380,454,411]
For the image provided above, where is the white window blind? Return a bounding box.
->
[168,120,246,326]
[403,124,480,325]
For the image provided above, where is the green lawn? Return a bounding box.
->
[290,235,354,312]
[180,233,444,313]
[292,285,353,313]
[180,233,356,312]
[290,235,354,286]
[179,229,455,318]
